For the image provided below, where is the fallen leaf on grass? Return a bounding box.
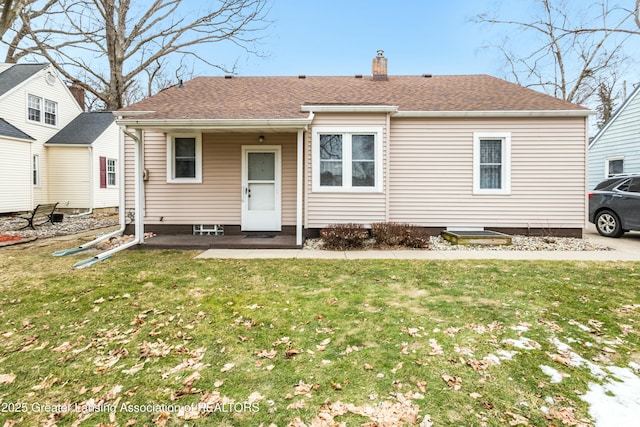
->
[31,374,58,390]
[548,407,590,427]
[442,374,462,390]
[287,399,306,409]
[153,411,170,426]
[247,391,265,403]
[428,339,443,356]
[52,341,74,352]
[331,382,343,390]
[122,361,147,375]
[505,411,529,425]
[470,392,483,399]
[220,363,235,372]
[2,418,24,427]
[256,349,277,359]
[466,358,494,371]
[547,352,573,367]
[285,348,301,358]
[0,373,16,384]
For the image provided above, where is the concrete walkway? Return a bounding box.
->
[196,226,640,261]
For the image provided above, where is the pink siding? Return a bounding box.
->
[124,132,297,226]
[305,113,389,228]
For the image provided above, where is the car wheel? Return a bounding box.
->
[595,210,624,238]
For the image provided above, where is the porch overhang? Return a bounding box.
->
[115,114,314,133]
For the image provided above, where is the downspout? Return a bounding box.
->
[296,128,304,246]
[72,126,144,268]
[69,146,94,217]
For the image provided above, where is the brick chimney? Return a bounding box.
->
[69,80,85,111]
[372,50,388,81]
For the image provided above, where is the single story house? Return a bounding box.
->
[0,63,119,214]
[588,83,640,190]
[115,52,592,246]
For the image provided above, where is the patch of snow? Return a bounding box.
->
[545,396,555,405]
[629,362,639,372]
[503,337,539,350]
[485,349,518,365]
[540,365,563,383]
[550,338,607,379]
[581,366,640,427]
[540,406,549,414]
[510,325,529,332]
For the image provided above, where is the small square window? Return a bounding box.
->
[167,134,202,183]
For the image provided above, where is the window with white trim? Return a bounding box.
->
[28,95,41,122]
[33,154,40,187]
[473,132,511,195]
[107,158,117,187]
[44,99,58,125]
[27,94,58,126]
[167,134,202,183]
[606,157,624,177]
[313,127,382,192]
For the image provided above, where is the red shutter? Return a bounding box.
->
[99,156,107,188]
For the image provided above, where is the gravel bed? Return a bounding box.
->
[304,235,613,251]
[0,212,119,239]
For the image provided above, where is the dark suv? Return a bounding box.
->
[589,174,640,237]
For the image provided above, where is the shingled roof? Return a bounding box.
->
[0,118,34,141]
[46,112,114,145]
[0,63,49,98]
[118,74,589,120]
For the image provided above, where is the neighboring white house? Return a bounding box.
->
[0,63,119,213]
[46,112,119,211]
[588,83,640,190]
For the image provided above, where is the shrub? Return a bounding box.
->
[320,223,369,250]
[401,226,431,248]
[371,222,406,246]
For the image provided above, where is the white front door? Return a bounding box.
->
[241,146,281,231]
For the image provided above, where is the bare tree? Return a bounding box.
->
[473,0,634,126]
[7,0,269,109]
[0,0,35,40]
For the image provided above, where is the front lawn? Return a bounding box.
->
[0,240,639,426]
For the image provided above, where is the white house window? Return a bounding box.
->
[606,157,624,177]
[473,132,511,195]
[33,154,40,186]
[28,95,41,122]
[27,94,58,126]
[313,127,382,192]
[44,99,58,125]
[167,134,202,183]
[107,158,117,187]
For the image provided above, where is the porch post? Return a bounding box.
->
[296,129,304,246]
[134,128,145,244]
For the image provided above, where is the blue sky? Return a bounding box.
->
[223,0,509,77]
[201,0,639,90]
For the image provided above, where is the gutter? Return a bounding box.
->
[115,116,314,131]
[393,110,594,118]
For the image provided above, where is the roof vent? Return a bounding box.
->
[372,50,388,81]
[422,74,432,78]
[355,74,363,79]
[224,75,233,79]
[298,75,306,79]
